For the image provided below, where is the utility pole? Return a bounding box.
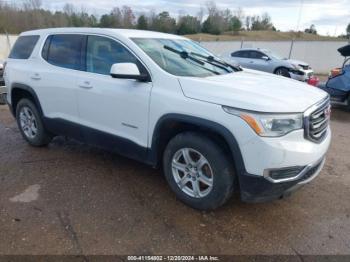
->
[289,39,295,59]
[5,30,11,57]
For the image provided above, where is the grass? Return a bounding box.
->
[185,31,344,42]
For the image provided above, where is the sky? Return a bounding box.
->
[38,0,350,36]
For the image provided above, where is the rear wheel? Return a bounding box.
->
[275,67,291,78]
[163,132,235,210]
[16,98,52,147]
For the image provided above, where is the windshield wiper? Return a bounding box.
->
[190,52,242,72]
[164,45,205,65]
[163,45,220,75]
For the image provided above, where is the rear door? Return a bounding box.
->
[37,34,85,126]
[231,50,250,67]
[76,35,152,150]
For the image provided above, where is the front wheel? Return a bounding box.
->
[163,132,235,210]
[275,67,291,78]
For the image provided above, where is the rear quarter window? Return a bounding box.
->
[9,35,40,59]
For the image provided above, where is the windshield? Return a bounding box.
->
[263,49,285,60]
[132,38,235,77]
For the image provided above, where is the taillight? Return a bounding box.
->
[307,76,319,86]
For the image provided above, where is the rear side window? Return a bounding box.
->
[232,51,249,58]
[43,34,85,71]
[231,51,242,57]
[9,35,39,59]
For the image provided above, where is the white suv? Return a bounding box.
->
[4,28,331,210]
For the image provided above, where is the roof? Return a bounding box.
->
[236,47,268,52]
[21,27,186,40]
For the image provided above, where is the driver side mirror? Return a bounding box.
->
[261,56,270,61]
[110,63,150,82]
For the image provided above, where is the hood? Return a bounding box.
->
[178,69,327,113]
[287,59,309,67]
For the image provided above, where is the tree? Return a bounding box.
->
[229,16,242,34]
[99,14,113,27]
[260,13,273,30]
[251,13,273,31]
[152,11,176,33]
[137,15,148,30]
[305,24,317,34]
[347,23,350,37]
[23,0,42,10]
[120,6,135,28]
[201,1,224,35]
[177,15,201,35]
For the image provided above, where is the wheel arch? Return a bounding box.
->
[10,83,43,117]
[273,66,290,74]
[149,114,246,178]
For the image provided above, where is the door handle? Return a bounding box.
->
[31,73,41,80]
[78,80,93,89]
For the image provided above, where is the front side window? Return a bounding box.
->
[132,38,235,77]
[86,35,138,75]
[9,35,40,59]
[249,51,265,59]
[44,34,84,70]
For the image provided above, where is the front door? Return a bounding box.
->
[76,35,152,152]
[247,51,270,72]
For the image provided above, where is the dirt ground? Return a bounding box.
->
[0,104,349,256]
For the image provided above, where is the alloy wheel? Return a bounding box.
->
[19,106,38,139]
[171,148,214,198]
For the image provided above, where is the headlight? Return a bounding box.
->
[222,106,303,137]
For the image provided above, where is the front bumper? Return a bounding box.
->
[290,69,314,82]
[238,125,331,202]
[240,156,325,202]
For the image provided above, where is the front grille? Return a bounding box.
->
[304,98,330,143]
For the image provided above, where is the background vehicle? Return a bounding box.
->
[4,28,330,210]
[318,44,350,110]
[0,60,6,105]
[230,48,313,81]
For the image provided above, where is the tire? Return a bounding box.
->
[275,67,291,78]
[163,132,235,210]
[16,98,52,147]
